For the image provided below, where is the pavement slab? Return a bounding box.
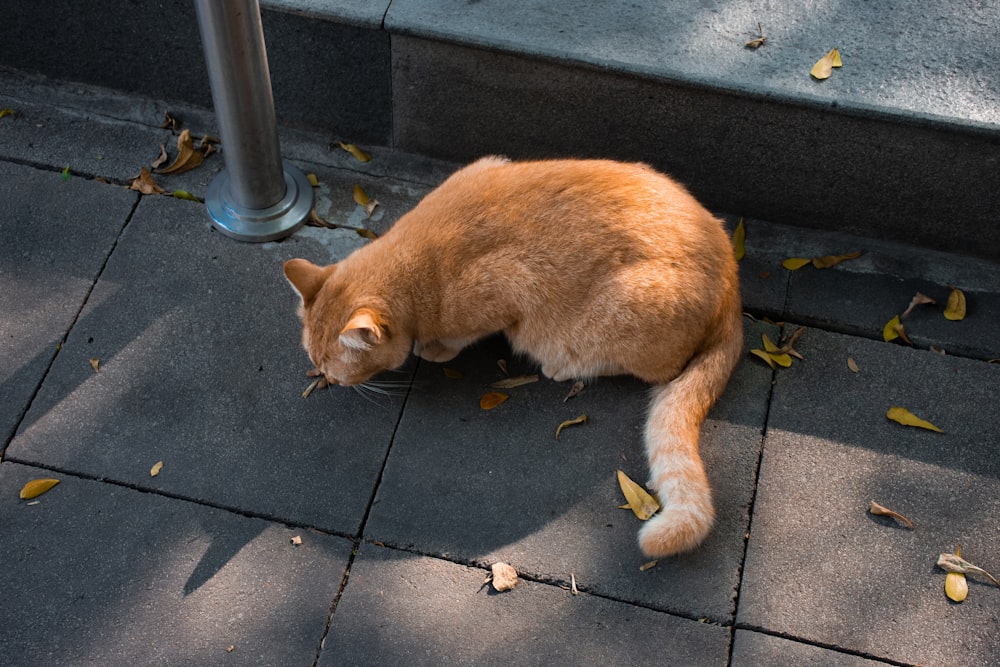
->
[322,543,730,666]
[738,327,1000,666]
[364,322,773,622]
[0,461,352,667]
[0,161,135,445]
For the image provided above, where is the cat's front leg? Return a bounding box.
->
[413,338,470,363]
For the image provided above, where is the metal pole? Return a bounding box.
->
[194,0,312,242]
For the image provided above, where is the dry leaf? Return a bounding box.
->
[355,228,378,240]
[944,287,966,321]
[639,560,659,572]
[497,359,509,375]
[782,257,812,270]
[847,357,859,373]
[302,377,327,398]
[732,218,746,260]
[490,562,518,592]
[89,358,100,373]
[19,478,60,500]
[555,415,587,440]
[776,326,805,359]
[886,406,942,432]
[617,469,661,521]
[306,173,319,187]
[480,392,509,410]
[570,573,579,595]
[745,23,767,49]
[338,142,371,163]
[151,143,168,169]
[129,167,167,195]
[811,251,862,269]
[290,535,303,546]
[353,184,380,218]
[563,380,585,402]
[938,548,1000,588]
[490,374,539,389]
[868,500,914,528]
[442,367,463,379]
[156,129,204,175]
[160,112,179,130]
[810,48,842,80]
[305,208,336,229]
[901,292,937,320]
[226,645,236,653]
[150,460,164,477]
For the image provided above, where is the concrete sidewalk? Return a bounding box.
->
[2,74,1000,666]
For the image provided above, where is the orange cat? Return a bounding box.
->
[284,157,742,557]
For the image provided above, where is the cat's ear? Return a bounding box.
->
[283,258,327,304]
[339,308,384,350]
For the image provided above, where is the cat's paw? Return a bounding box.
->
[541,364,575,383]
[637,504,714,557]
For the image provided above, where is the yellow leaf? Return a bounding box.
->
[442,367,463,379]
[355,228,378,240]
[353,185,380,217]
[732,218,745,261]
[490,374,539,389]
[811,48,841,80]
[0,108,15,119]
[19,478,60,500]
[617,469,661,521]
[946,571,969,602]
[943,287,966,321]
[89,358,100,373]
[306,173,319,187]
[338,142,371,163]
[171,190,201,202]
[886,406,942,432]
[760,335,792,367]
[150,460,164,477]
[782,257,811,270]
[555,415,587,440]
[882,315,901,342]
[750,348,777,369]
[480,392,509,410]
[811,251,862,269]
[156,129,204,175]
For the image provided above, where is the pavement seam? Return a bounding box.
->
[730,624,911,667]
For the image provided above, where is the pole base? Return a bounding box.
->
[204,161,313,242]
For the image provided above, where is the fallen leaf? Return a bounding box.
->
[639,560,659,572]
[943,287,966,321]
[810,48,842,80]
[782,257,811,270]
[0,108,15,119]
[570,572,579,595]
[306,173,319,187]
[901,292,937,320]
[732,218,746,260]
[226,645,236,653]
[480,392,509,410]
[490,562,518,592]
[129,167,167,195]
[886,406,942,432]
[496,359,509,375]
[811,251,862,269]
[160,112,179,130]
[353,184,380,218]
[776,326,805,360]
[290,535,303,546]
[753,334,792,367]
[946,570,969,602]
[156,129,204,175]
[563,380,585,402]
[151,144,168,169]
[172,190,201,202]
[305,208,336,229]
[745,23,767,49]
[150,460,164,477]
[89,358,100,373]
[617,469,661,521]
[19,478,60,500]
[938,547,1000,591]
[302,376,327,398]
[490,374,539,389]
[882,315,902,342]
[555,415,587,440]
[868,500,913,528]
[442,367,463,379]
[355,228,378,240]
[338,142,371,163]
[750,348,777,369]
[61,165,71,182]
[847,357,859,373]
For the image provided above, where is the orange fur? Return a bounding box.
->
[284,157,742,557]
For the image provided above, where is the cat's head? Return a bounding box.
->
[283,258,411,386]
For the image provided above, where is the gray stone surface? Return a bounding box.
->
[0,461,352,666]
[739,328,1000,666]
[731,630,892,666]
[322,544,730,666]
[0,161,135,445]
[365,323,771,622]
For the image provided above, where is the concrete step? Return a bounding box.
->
[3,0,997,258]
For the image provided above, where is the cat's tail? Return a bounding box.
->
[638,308,743,557]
